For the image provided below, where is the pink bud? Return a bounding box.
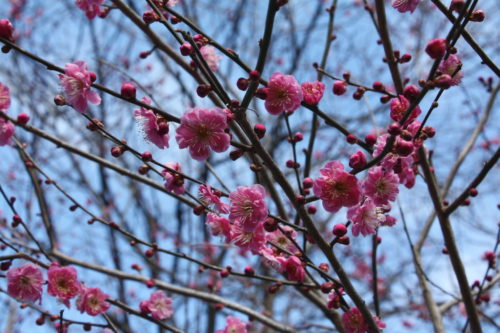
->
[332,81,347,95]
[425,38,447,59]
[121,82,136,99]
[17,113,30,125]
[349,150,366,169]
[180,42,193,56]
[333,224,347,237]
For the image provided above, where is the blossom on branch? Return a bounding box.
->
[216,316,248,333]
[6,263,44,303]
[75,0,104,19]
[391,0,419,13]
[200,45,221,72]
[313,161,361,213]
[47,264,82,307]
[0,82,10,110]
[58,61,101,113]
[348,199,385,237]
[76,286,110,316]
[134,97,170,149]
[301,81,325,105]
[139,290,173,320]
[229,184,268,232]
[175,107,230,161]
[264,72,303,114]
[161,162,185,195]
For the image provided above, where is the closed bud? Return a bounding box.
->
[237,78,249,90]
[333,224,347,237]
[121,82,136,99]
[469,10,485,22]
[180,42,193,56]
[333,81,347,95]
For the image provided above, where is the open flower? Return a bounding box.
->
[348,199,385,237]
[390,95,421,124]
[161,162,185,195]
[313,161,361,213]
[7,263,44,303]
[58,61,101,113]
[47,265,82,306]
[199,183,229,214]
[264,73,303,114]
[229,185,268,232]
[206,213,231,241]
[75,0,104,19]
[76,287,110,316]
[230,221,266,254]
[140,291,173,320]
[175,107,230,161]
[200,45,221,72]
[216,316,247,333]
[363,166,399,205]
[277,256,305,282]
[134,97,170,149]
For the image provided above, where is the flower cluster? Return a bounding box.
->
[75,0,104,19]
[6,262,109,316]
[216,316,248,333]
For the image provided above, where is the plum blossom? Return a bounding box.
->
[363,166,399,205]
[47,265,82,306]
[134,97,170,149]
[139,291,173,320]
[327,288,344,309]
[301,81,325,105]
[7,263,44,303]
[58,61,101,113]
[230,221,266,254]
[200,45,221,72]
[264,73,303,114]
[313,161,362,213]
[0,82,10,110]
[348,199,385,237]
[216,316,247,333]
[438,54,463,86]
[391,0,419,13]
[206,213,231,241]
[75,0,103,19]
[199,183,229,214]
[161,162,185,195]
[277,256,305,282]
[175,107,230,161]
[390,95,421,124]
[0,117,15,146]
[342,307,386,333]
[266,226,297,252]
[76,287,110,316]
[229,185,268,232]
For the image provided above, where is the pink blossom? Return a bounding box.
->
[229,185,268,232]
[261,248,282,270]
[391,0,419,13]
[76,287,110,316]
[438,55,463,86]
[140,290,173,320]
[216,316,247,333]
[342,307,367,333]
[175,107,230,161]
[206,213,231,241]
[161,162,185,195]
[58,61,101,113]
[200,45,221,72]
[390,95,421,124]
[75,0,103,19]
[0,19,15,41]
[6,263,44,303]
[0,118,15,146]
[264,73,303,115]
[313,161,362,213]
[266,227,297,252]
[277,256,305,282]
[199,183,229,214]
[301,81,325,105]
[230,221,266,254]
[327,288,344,309]
[0,82,10,110]
[134,97,170,149]
[47,265,82,306]
[363,166,399,205]
[348,199,385,237]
